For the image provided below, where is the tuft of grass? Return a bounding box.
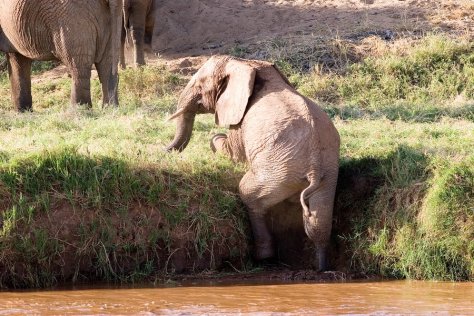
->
[229,36,361,88]
[299,35,474,121]
[0,147,249,288]
[0,62,250,288]
[117,65,184,112]
[31,61,58,75]
[378,159,474,281]
[413,159,474,279]
[343,144,474,280]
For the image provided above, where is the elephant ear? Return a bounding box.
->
[215,60,256,127]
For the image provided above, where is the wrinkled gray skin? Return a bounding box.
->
[121,0,157,68]
[0,0,123,111]
[166,56,340,271]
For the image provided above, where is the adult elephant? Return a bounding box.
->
[121,0,157,68]
[0,0,123,111]
[166,56,340,271]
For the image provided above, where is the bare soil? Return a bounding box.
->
[151,0,473,56]
[172,268,377,284]
[36,0,473,80]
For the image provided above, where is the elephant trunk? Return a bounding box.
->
[166,112,196,152]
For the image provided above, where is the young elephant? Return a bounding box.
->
[166,56,340,271]
[0,0,123,111]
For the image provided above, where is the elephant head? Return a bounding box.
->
[166,56,256,152]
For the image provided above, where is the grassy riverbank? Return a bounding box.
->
[0,34,473,287]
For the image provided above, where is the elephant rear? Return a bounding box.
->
[0,0,122,110]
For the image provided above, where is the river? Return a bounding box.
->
[1,280,473,315]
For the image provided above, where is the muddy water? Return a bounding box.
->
[1,280,473,315]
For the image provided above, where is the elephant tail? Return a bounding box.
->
[300,174,320,218]
[301,131,323,218]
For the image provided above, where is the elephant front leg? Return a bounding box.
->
[131,26,146,67]
[7,53,32,112]
[211,132,246,162]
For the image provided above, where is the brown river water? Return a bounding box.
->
[1,280,473,315]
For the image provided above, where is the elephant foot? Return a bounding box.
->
[254,242,275,261]
[210,133,227,153]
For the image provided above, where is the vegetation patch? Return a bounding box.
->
[0,33,473,287]
[334,118,473,281]
[299,35,474,122]
[0,148,249,288]
[348,157,474,281]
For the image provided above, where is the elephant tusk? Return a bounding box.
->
[166,108,186,121]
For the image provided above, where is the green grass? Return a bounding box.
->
[339,121,474,280]
[0,65,250,287]
[0,34,473,287]
[299,35,474,122]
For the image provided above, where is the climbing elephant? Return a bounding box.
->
[166,56,340,271]
[121,0,158,68]
[0,0,123,111]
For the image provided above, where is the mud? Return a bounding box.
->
[2,280,473,315]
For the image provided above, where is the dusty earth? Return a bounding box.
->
[151,0,473,56]
[32,0,473,82]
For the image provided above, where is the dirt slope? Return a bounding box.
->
[151,0,473,56]
[33,0,473,80]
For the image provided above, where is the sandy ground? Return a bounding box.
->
[150,0,473,56]
[31,0,472,82]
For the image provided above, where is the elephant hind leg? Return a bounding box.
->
[7,53,32,112]
[302,175,338,271]
[96,61,119,106]
[69,65,92,107]
[131,26,146,67]
[239,170,301,261]
[128,5,147,67]
[120,25,127,69]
